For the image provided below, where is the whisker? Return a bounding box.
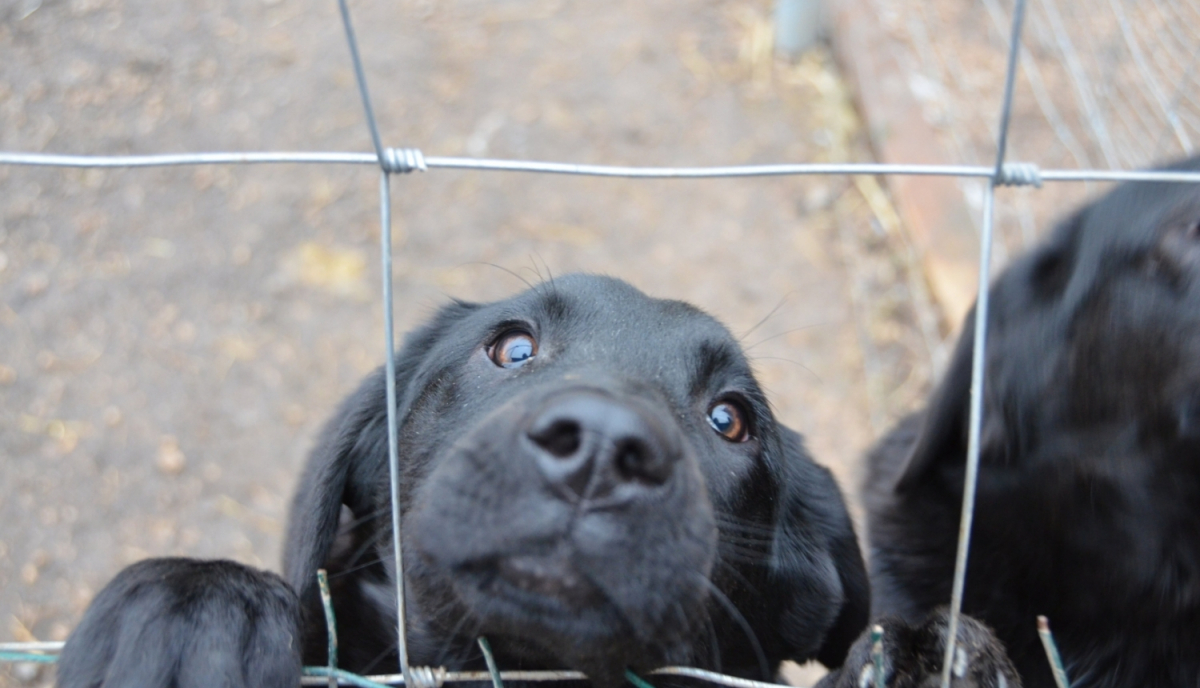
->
[331,523,396,576]
[716,531,774,547]
[342,504,392,531]
[445,618,487,670]
[360,637,399,675]
[740,292,797,342]
[533,253,555,293]
[326,553,387,580]
[467,261,536,291]
[574,566,652,647]
[747,354,822,382]
[697,574,771,681]
[715,550,771,568]
[713,515,776,537]
[712,559,764,600]
[743,321,832,353]
[701,607,723,672]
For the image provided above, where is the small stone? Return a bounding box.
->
[157,436,187,475]
[23,272,49,296]
[231,244,252,265]
[103,406,122,427]
[13,661,41,683]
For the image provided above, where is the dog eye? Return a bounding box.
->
[489,330,538,369]
[707,401,749,442]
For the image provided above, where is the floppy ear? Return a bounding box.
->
[769,427,870,668]
[892,317,976,493]
[281,301,479,604]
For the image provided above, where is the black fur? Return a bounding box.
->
[817,610,1020,688]
[59,274,869,688]
[865,157,1200,688]
[57,559,301,688]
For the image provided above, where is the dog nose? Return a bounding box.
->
[525,391,676,501]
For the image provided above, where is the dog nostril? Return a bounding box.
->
[614,438,669,485]
[528,419,583,458]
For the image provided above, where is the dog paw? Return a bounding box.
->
[816,610,1021,688]
[58,557,301,688]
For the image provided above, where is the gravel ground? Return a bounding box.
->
[0,1,938,684]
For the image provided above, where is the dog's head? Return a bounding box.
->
[889,159,1200,598]
[897,157,1200,492]
[288,274,867,685]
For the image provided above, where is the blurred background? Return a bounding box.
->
[0,0,1196,685]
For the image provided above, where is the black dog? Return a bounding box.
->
[58,274,871,688]
[865,157,1200,687]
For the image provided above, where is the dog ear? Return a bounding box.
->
[894,211,1085,492]
[892,316,976,493]
[769,427,870,668]
[281,300,479,605]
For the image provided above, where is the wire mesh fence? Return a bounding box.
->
[1,0,1198,686]
[866,0,1200,258]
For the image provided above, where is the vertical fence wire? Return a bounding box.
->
[337,0,412,681]
[378,170,410,684]
[940,0,1028,686]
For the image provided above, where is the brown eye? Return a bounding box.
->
[707,400,749,442]
[489,330,538,369]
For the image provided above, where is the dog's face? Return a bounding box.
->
[292,274,868,686]
[404,276,747,679]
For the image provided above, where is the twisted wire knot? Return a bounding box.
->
[381,147,427,174]
[995,162,1042,188]
[407,665,447,688]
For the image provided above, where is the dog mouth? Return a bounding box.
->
[444,547,674,686]
[454,549,610,615]
[495,553,589,599]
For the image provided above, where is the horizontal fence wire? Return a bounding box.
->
[0,642,785,688]
[3,151,1200,183]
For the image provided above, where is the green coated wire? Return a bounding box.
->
[0,645,661,687]
[0,652,58,664]
[476,637,504,688]
[869,624,885,688]
[303,666,396,688]
[0,637,660,688]
[318,569,340,688]
[1036,616,1071,688]
[624,669,656,688]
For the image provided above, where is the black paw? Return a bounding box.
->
[58,558,301,688]
[817,610,1021,688]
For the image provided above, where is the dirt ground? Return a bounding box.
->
[0,0,940,684]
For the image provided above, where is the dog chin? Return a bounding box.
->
[447,555,700,680]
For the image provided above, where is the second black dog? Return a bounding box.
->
[865,157,1200,687]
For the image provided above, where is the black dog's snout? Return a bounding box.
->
[526,391,677,501]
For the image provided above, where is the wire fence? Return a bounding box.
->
[1,0,1198,687]
[873,0,1200,258]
